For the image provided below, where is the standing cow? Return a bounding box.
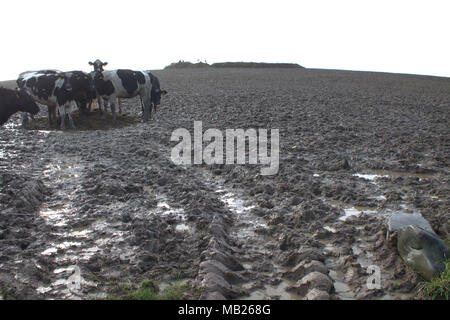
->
[88,60,124,114]
[17,70,96,129]
[92,68,154,121]
[0,87,39,126]
[17,70,75,129]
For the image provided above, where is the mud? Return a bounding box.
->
[0,68,449,300]
[25,108,142,131]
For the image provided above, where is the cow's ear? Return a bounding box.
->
[88,61,94,65]
[103,62,108,66]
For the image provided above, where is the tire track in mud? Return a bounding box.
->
[196,169,302,300]
[28,124,201,299]
[35,155,138,299]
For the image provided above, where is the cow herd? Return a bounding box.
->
[0,59,167,129]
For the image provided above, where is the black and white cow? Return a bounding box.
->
[17,70,96,129]
[17,70,75,129]
[88,59,122,114]
[92,69,154,121]
[65,71,97,114]
[0,87,39,126]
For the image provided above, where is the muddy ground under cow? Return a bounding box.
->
[0,68,449,299]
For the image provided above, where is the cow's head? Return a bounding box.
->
[147,71,168,106]
[152,88,168,107]
[15,88,40,115]
[89,59,108,73]
[59,75,73,92]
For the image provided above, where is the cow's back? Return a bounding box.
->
[100,70,151,98]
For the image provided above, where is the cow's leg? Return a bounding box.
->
[48,105,57,128]
[90,98,97,113]
[95,96,104,114]
[103,98,109,118]
[118,98,123,115]
[47,106,52,127]
[67,102,76,129]
[22,113,29,127]
[78,100,88,116]
[58,105,66,130]
[53,105,58,127]
[142,95,151,122]
[76,101,84,117]
[109,98,117,121]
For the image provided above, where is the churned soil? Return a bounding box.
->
[0,68,449,299]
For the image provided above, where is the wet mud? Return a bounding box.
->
[0,68,449,300]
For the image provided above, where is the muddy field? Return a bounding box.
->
[0,68,449,300]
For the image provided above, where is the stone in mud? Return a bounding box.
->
[305,288,330,300]
[288,271,333,296]
[284,260,328,281]
[397,225,450,281]
[388,212,436,235]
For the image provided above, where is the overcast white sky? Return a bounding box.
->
[1,0,449,80]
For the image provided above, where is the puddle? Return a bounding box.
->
[175,223,190,232]
[328,269,356,300]
[339,206,377,221]
[56,241,82,249]
[153,196,192,233]
[156,198,187,218]
[353,173,381,181]
[354,170,435,181]
[39,205,70,226]
[242,279,302,300]
[41,247,58,256]
[221,192,257,215]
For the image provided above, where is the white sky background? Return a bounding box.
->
[1,0,449,80]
